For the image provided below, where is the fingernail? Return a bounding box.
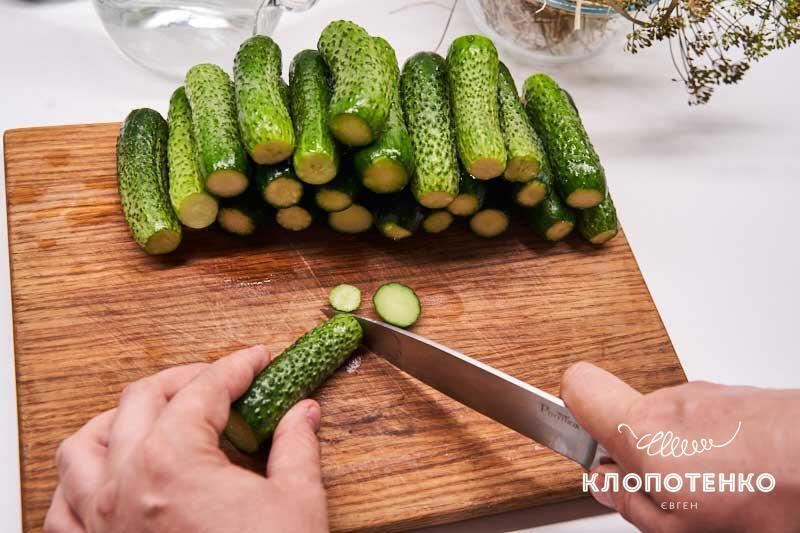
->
[306,402,321,433]
[591,476,615,509]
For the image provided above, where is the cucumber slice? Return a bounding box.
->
[373,282,421,328]
[328,284,362,312]
[328,204,373,234]
[422,210,454,234]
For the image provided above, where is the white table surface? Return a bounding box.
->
[1,0,798,531]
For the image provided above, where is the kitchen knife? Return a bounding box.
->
[324,310,609,469]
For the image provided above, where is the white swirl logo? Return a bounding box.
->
[617,421,742,458]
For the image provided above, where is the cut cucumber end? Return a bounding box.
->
[504,157,541,182]
[177,192,219,229]
[470,209,509,238]
[295,153,337,185]
[418,191,455,209]
[589,228,618,245]
[264,177,304,208]
[545,221,575,241]
[218,208,257,236]
[373,282,421,328]
[224,409,260,454]
[316,189,353,213]
[329,114,373,147]
[515,181,548,207]
[423,211,454,233]
[468,158,506,180]
[276,206,313,231]
[362,159,409,193]
[144,229,182,255]
[447,195,480,217]
[251,140,295,166]
[206,170,249,198]
[328,204,373,234]
[380,222,413,241]
[566,189,604,209]
[328,283,362,312]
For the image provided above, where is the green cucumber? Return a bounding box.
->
[226,314,363,452]
[328,284,361,312]
[446,35,506,180]
[217,192,266,236]
[400,52,460,209]
[167,87,219,229]
[234,36,295,165]
[469,185,510,238]
[353,37,413,193]
[290,50,340,185]
[578,194,618,244]
[315,163,360,212]
[497,62,545,182]
[527,187,576,241]
[512,154,553,208]
[328,203,373,234]
[117,109,182,255]
[184,64,249,197]
[275,192,316,231]
[374,194,424,241]
[523,73,607,208]
[254,162,304,208]
[422,210,454,234]
[373,282,421,328]
[318,21,393,146]
[447,171,486,216]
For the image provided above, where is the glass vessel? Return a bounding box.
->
[93,0,319,79]
[466,0,625,64]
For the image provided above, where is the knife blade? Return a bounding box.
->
[324,310,608,469]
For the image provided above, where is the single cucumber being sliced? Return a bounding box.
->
[373,282,421,328]
[289,49,340,185]
[226,314,363,452]
[234,35,295,165]
[184,64,249,197]
[523,73,606,209]
[167,87,219,229]
[328,284,362,312]
[117,108,182,255]
[446,35,507,180]
[422,210,454,234]
[578,193,618,244]
[328,204,373,234]
[254,162,304,208]
[447,171,486,217]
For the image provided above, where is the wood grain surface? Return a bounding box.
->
[5,123,686,532]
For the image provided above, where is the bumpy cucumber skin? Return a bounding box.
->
[234,36,295,164]
[527,187,576,241]
[446,35,506,179]
[231,314,363,446]
[184,64,248,184]
[117,109,182,252]
[167,87,215,226]
[318,21,393,146]
[523,73,607,208]
[289,49,340,183]
[579,194,618,243]
[254,162,302,208]
[353,37,414,192]
[400,52,460,206]
[497,63,545,182]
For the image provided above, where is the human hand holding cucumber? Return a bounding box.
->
[44,345,328,533]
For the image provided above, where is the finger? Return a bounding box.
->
[157,345,271,449]
[560,362,642,458]
[267,400,323,487]
[107,363,208,467]
[56,409,116,517]
[43,485,85,533]
[591,464,678,533]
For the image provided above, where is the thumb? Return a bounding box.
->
[267,399,323,488]
[560,362,642,461]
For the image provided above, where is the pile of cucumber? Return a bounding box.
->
[116,21,618,255]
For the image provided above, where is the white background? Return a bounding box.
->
[0,0,798,531]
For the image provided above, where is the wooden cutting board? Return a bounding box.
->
[5,123,686,532]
